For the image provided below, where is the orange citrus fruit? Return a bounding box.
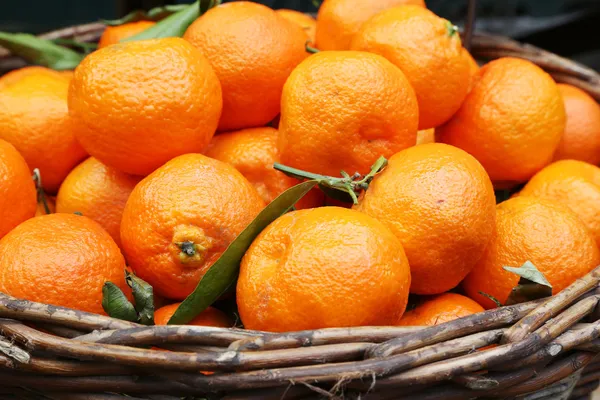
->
[121,154,265,300]
[517,160,600,247]
[354,143,496,295]
[276,9,317,44]
[351,5,470,130]
[398,293,484,326]
[464,49,480,92]
[184,1,307,131]
[56,157,141,249]
[437,57,566,187]
[0,139,36,238]
[35,195,56,217]
[69,37,222,176]
[98,21,156,48]
[0,214,128,315]
[154,303,231,327]
[315,0,426,51]
[205,127,323,209]
[237,207,411,332]
[463,196,600,309]
[279,50,418,177]
[0,66,87,193]
[553,84,600,164]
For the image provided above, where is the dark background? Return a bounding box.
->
[1,0,599,70]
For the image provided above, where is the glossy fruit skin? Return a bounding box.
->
[464,50,480,93]
[350,6,469,130]
[276,9,316,44]
[354,143,496,295]
[184,2,307,131]
[0,67,87,193]
[315,0,426,51]
[0,66,71,90]
[205,127,323,209]
[121,154,265,300]
[553,84,600,164]
[154,303,230,327]
[398,293,484,326]
[56,157,141,249]
[517,160,600,247]
[69,37,222,176]
[98,21,156,48]
[237,207,411,332]
[463,197,600,309]
[0,139,36,238]
[0,214,128,315]
[279,51,418,177]
[437,57,566,187]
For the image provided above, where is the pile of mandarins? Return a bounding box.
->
[1,0,600,332]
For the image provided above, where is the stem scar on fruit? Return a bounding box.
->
[171,225,213,266]
[274,156,388,204]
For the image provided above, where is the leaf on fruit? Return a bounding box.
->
[126,271,154,325]
[0,32,83,70]
[123,1,200,42]
[503,261,552,306]
[168,180,318,324]
[103,4,189,25]
[102,282,138,322]
[478,291,503,308]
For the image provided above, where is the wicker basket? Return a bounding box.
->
[1,22,600,400]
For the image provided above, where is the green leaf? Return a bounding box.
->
[102,282,138,322]
[503,261,553,306]
[103,4,189,26]
[51,38,97,54]
[126,271,154,325]
[168,180,318,324]
[123,1,200,42]
[0,32,83,70]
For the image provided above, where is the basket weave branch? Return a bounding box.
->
[0,22,600,400]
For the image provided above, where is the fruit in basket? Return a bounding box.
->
[0,66,71,89]
[279,51,418,177]
[68,37,222,176]
[398,293,484,326]
[35,195,55,216]
[120,154,264,300]
[205,127,323,209]
[516,160,600,247]
[0,139,36,238]
[98,21,156,48]
[315,0,426,51]
[416,129,435,145]
[463,49,480,92]
[354,143,496,295]
[350,5,470,130]
[437,57,566,188]
[276,9,317,44]
[552,84,600,165]
[463,196,600,309]
[237,207,411,332]
[0,214,128,315]
[56,157,141,249]
[154,303,231,327]
[0,66,87,193]
[183,2,307,131]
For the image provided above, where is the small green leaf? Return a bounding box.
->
[102,282,138,322]
[504,261,552,288]
[126,271,154,325]
[305,41,319,54]
[478,291,503,308]
[504,261,553,306]
[51,38,97,54]
[103,4,190,26]
[168,180,318,324]
[0,32,83,70]
[123,1,200,42]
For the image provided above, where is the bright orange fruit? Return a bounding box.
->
[121,154,265,300]
[237,207,411,332]
[69,37,222,176]
[398,293,484,326]
[154,303,231,327]
[184,2,307,131]
[279,51,418,177]
[98,21,156,48]
[463,197,600,309]
[276,9,317,44]
[354,143,496,295]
